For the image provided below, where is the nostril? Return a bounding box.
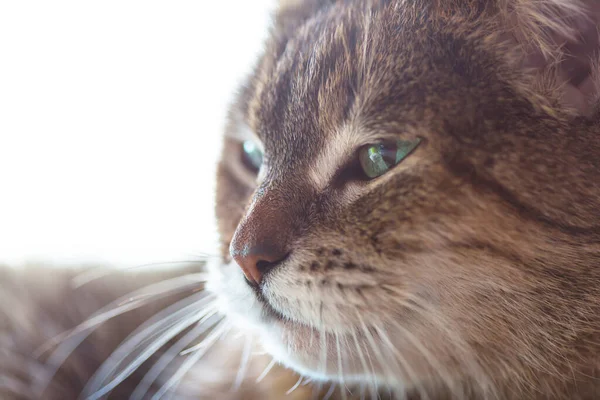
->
[256,258,282,278]
[230,235,290,284]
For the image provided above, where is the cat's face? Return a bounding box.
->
[209,0,600,395]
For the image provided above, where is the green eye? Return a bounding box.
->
[242,140,263,172]
[358,138,421,179]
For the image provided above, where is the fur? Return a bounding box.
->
[2,1,600,399]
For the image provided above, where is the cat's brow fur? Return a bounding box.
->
[3,0,600,399]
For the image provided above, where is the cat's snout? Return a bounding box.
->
[229,198,291,285]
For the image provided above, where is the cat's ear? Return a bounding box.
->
[494,0,600,116]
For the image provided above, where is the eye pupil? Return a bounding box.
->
[365,145,391,178]
[242,140,263,172]
[358,138,421,179]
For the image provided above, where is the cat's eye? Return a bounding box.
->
[241,140,263,172]
[358,138,422,179]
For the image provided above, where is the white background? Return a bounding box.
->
[0,1,275,268]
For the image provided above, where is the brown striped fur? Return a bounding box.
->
[2,1,600,399]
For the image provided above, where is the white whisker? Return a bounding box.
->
[358,313,398,400]
[358,383,366,400]
[388,319,457,399]
[36,290,212,399]
[285,375,303,395]
[151,321,231,400]
[232,334,253,391]
[180,321,232,356]
[396,296,493,398]
[351,329,377,400]
[89,310,219,400]
[335,332,348,400]
[313,328,328,399]
[232,331,245,340]
[72,262,208,289]
[311,378,326,400]
[256,358,277,383]
[372,323,427,400]
[36,273,208,359]
[323,381,337,400]
[80,293,216,399]
[130,314,222,400]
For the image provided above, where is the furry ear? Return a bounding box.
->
[496,0,600,116]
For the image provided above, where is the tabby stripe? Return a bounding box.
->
[444,156,600,241]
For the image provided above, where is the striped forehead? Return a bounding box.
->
[244,7,369,156]
[238,3,403,188]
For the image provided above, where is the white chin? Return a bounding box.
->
[206,259,324,378]
[206,259,391,387]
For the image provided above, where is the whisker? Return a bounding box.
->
[150,320,231,400]
[313,328,328,399]
[358,313,406,400]
[256,358,277,383]
[311,380,324,400]
[72,261,208,289]
[87,310,219,400]
[395,296,494,398]
[285,375,303,395]
[388,319,458,399]
[130,314,222,400]
[351,329,377,400]
[232,331,245,340]
[179,321,233,356]
[186,251,222,260]
[231,334,253,391]
[335,332,348,400]
[80,293,216,399]
[323,381,337,400]
[372,322,428,400]
[358,383,366,400]
[35,289,211,398]
[36,273,208,358]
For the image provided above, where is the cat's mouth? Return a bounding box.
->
[247,279,290,322]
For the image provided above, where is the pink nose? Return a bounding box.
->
[229,242,288,285]
[229,182,309,284]
[229,197,290,285]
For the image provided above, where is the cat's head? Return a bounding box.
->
[209,0,600,396]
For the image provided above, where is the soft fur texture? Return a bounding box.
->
[2,1,600,399]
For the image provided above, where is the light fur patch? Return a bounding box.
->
[308,122,387,190]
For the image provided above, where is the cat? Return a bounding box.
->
[2,0,600,399]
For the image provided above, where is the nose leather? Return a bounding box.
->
[229,195,292,285]
[230,242,287,285]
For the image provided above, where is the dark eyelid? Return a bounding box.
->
[357,132,419,146]
[331,156,370,187]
